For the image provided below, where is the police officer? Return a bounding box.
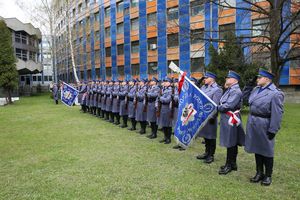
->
[196,72,223,164]
[52,83,59,104]
[135,78,148,134]
[218,71,245,175]
[119,80,129,128]
[101,81,108,118]
[158,77,173,144]
[96,81,102,117]
[146,77,160,139]
[127,79,138,131]
[112,80,121,125]
[85,81,91,113]
[106,81,114,122]
[245,69,284,186]
[92,81,98,115]
[79,81,88,112]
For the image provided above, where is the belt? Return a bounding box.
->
[161,102,169,105]
[128,97,134,101]
[148,98,156,103]
[138,99,144,102]
[250,113,271,118]
[119,96,125,100]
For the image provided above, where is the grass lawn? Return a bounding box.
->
[0,93,299,200]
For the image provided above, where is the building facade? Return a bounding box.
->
[0,17,44,94]
[53,0,300,85]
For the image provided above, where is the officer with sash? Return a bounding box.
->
[146,77,160,139]
[119,80,129,128]
[135,78,148,134]
[158,77,173,144]
[218,70,245,175]
[196,72,223,164]
[127,79,138,131]
[245,69,284,186]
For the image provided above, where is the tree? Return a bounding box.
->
[208,32,260,88]
[0,20,18,104]
[211,0,300,85]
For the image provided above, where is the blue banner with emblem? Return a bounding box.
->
[61,82,79,107]
[174,76,217,148]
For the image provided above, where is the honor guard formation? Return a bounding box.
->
[65,68,284,186]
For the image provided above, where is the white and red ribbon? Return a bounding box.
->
[226,110,241,126]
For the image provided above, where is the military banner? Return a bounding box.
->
[169,62,217,148]
[60,81,79,107]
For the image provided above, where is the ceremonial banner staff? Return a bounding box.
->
[168,62,217,148]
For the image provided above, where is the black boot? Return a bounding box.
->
[204,139,214,164]
[105,111,110,121]
[120,116,128,128]
[250,154,265,183]
[114,114,120,125]
[164,127,172,144]
[128,118,137,131]
[147,122,157,139]
[110,112,114,123]
[196,138,209,160]
[261,156,273,186]
[139,121,146,134]
[219,148,234,175]
[55,100,58,104]
[159,127,167,143]
[231,146,238,171]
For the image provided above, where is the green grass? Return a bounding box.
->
[0,93,299,200]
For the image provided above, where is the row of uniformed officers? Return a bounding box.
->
[75,68,284,186]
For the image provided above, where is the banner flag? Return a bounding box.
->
[61,82,79,107]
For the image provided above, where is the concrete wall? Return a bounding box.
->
[280,86,300,103]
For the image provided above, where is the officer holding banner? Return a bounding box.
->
[196,72,223,164]
[245,69,284,186]
[218,70,245,175]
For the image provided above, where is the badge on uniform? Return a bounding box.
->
[61,81,79,107]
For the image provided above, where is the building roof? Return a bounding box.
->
[0,17,42,39]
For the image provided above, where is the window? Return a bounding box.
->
[167,7,178,21]
[252,18,269,37]
[167,33,179,48]
[117,22,124,34]
[117,44,124,55]
[131,41,139,53]
[106,67,112,78]
[16,48,28,61]
[15,32,21,43]
[21,34,27,44]
[131,64,140,76]
[118,66,125,76]
[291,15,300,33]
[44,76,48,81]
[33,76,37,81]
[94,12,100,22]
[29,51,36,61]
[219,23,235,40]
[95,31,100,41]
[190,0,204,16]
[191,57,204,72]
[37,76,42,82]
[131,18,139,31]
[105,27,111,38]
[105,7,111,18]
[21,76,25,81]
[131,0,138,7]
[191,29,204,44]
[147,13,157,26]
[49,76,53,81]
[117,1,124,13]
[106,47,111,57]
[148,37,157,50]
[219,0,236,9]
[148,62,158,74]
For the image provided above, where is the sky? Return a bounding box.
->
[0,0,34,24]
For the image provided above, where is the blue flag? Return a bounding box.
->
[61,82,79,107]
[174,76,217,148]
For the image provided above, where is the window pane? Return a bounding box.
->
[148,37,157,50]
[191,57,204,72]
[105,7,111,18]
[117,44,124,55]
[148,62,158,74]
[167,33,179,48]
[131,41,139,53]
[131,64,140,76]
[131,0,138,7]
[190,1,204,16]
[117,1,124,13]
[117,22,124,34]
[167,7,178,21]
[147,13,157,26]
[106,47,111,57]
[131,18,139,31]
[191,29,204,44]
